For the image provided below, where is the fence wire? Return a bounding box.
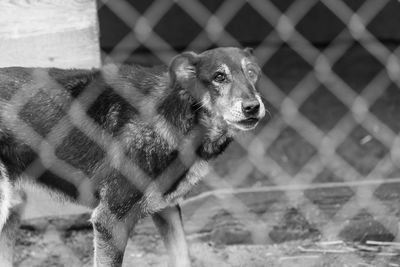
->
[6,0,400,266]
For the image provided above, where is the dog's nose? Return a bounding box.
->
[242,99,260,116]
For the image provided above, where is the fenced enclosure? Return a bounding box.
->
[3,0,400,266]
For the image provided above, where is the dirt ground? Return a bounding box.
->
[14,215,400,267]
[11,43,400,266]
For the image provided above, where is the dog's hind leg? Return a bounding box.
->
[0,164,26,267]
[152,205,191,267]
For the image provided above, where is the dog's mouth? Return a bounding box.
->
[239,117,259,127]
[227,117,260,130]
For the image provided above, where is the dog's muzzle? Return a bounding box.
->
[226,98,266,131]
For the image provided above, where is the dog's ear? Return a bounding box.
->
[169,52,199,88]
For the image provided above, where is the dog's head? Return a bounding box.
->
[169,47,266,131]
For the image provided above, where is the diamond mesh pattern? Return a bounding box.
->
[5,0,400,265]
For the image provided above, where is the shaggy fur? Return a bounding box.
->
[0,47,266,267]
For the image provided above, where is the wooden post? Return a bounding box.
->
[0,0,101,69]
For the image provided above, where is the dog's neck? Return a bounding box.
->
[157,82,234,160]
[157,86,198,135]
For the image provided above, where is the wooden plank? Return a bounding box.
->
[0,0,101,69]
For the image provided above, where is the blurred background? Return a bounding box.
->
[2,0,400,266]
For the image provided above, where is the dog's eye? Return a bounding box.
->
[213,72,226,83]
[247,69,257,80]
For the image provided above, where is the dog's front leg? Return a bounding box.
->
[91,205,133,267]
[152,205,191,267]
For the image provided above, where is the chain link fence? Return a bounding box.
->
[7,0,400,266]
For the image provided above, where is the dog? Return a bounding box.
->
[0,47,266,267]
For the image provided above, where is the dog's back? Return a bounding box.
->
[0,68,108,200]
[0,65,160,187]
